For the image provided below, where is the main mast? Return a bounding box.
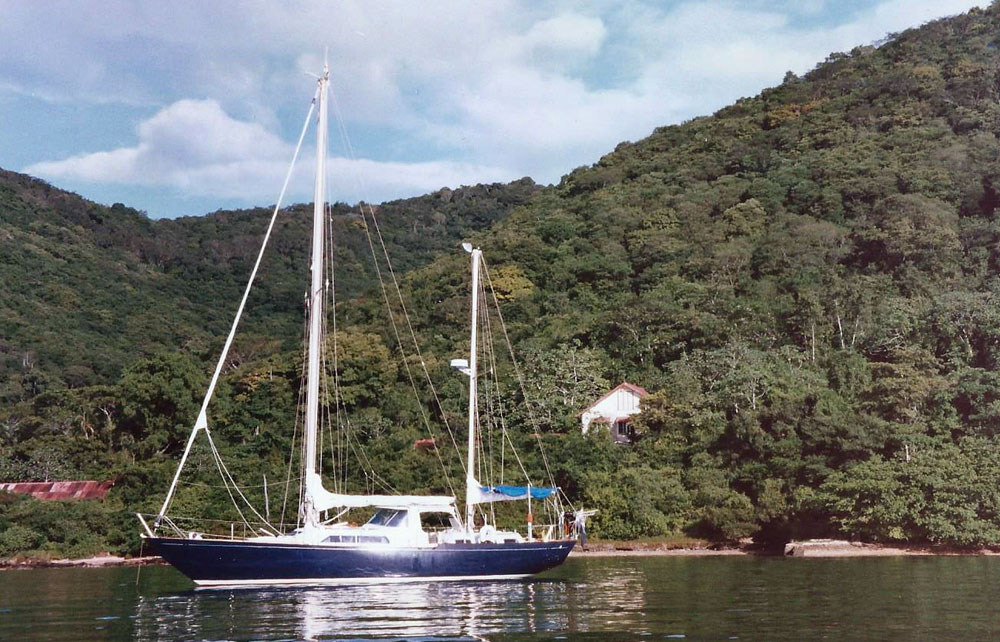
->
[302,62,329,527]
[465,246,482,532]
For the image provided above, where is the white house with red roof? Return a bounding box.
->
[581,382,649,443]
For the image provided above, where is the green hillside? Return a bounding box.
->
[5,3,1000,558]
[436,3,1000,544]
[0,170,538,398]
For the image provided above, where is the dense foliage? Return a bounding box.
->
[7,4,1000,557]
[0,170,538,398]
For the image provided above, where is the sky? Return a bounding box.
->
[0,0,988,219]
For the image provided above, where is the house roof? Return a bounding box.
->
[0,480,114,501]
[581,382,650,415]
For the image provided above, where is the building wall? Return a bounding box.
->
[592,389,641,417]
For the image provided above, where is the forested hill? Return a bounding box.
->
[5,3,1000,558]
[0,169,539,398]
[401,2,1000,544]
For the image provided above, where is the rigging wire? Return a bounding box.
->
[325,209,346,493]
[356,189,459,496]
[327,74,461,498]
[203,429,259,532]
[320,176,395,497]
[280,310,310,528]
[206,428,278,532]
[478,283,496,526]
[480,257,562,497]
[179,475,303,490]
[158,86,318,526]
[182,71,565,532]
[357,207,467,482]
[480,281,531,483]
[141,513,299,527]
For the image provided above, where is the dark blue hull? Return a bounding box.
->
[147,537,575,586]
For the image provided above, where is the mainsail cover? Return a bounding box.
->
[468,482,556,505]
[307,473,455,511]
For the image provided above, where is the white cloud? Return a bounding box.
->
[4,0,989,214]
[617,0,986,136]
[514,14,608,70]
[27,100,290,196]
[25,98,512,204]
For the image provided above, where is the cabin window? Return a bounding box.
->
[366,508,407,527]
[323,535,355,543]
[324,535,388,544]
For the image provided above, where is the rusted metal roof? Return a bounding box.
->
[413,437,437,450]
[0,480,114,501]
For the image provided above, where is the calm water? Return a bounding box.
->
[2,556,1000,640]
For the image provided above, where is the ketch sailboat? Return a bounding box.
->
[138,62,574,586]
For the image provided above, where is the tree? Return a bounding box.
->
[117,352,206,458]
[325,330,397,409]
[515,344,609,431]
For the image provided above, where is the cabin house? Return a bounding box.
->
[580,382,648,443]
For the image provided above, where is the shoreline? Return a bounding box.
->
[5,539,1000,569]
[0,555,166,570]
[570,538,1000,558]
[570,547,746,557]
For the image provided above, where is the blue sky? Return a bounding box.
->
[0,0,986,218]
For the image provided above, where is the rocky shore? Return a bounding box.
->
[0,555,165,570]
[570,538,1000,557]
[781,539,1000,557]
[569,539,745,556]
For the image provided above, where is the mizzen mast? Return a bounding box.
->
[464,244,482,532]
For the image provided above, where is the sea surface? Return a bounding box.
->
[2,555,1000,640]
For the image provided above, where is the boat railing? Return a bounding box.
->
[139,513,296,541]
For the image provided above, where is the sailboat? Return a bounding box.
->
[137,62,574,586]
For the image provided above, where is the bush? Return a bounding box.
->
[583,466,692,539]
[0,524,44,556]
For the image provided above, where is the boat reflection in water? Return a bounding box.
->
[132,577,590,640]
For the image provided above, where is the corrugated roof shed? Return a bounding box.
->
[0,480,114,501]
